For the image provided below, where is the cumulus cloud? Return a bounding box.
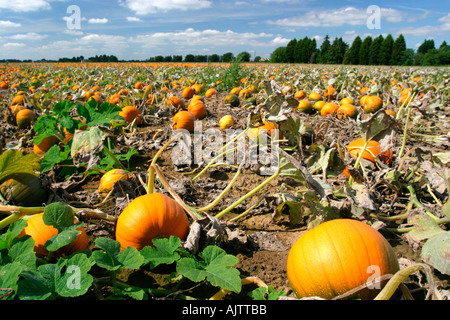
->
[0,0,51,12]
[267,6,404,28]
[120,0,212,15]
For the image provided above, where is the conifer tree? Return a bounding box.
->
[359,36,372,65]
[344,36,362,65]
[391,34,407,65]
[369,35,384,65]
[379,34,394,65]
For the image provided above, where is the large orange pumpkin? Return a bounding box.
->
[172,110,195,132]
[287,219,399,300]
[20,212,89,258]
[115,193,190,250]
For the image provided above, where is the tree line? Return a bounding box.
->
[270,34,450,66]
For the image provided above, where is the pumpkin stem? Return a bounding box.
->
[197,164,242,212]
[0,206,44,229]
[191,128,249,182]
[148,133,181,194]
[374,263,439,300]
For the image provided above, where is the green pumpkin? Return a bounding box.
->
[0,173,48,207]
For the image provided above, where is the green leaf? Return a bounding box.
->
[0,150,41,184]
[6,236,36,271]
[141,236,181,269]
[77,100,122,127]
[0,219,28,251]
[0,262,23,300]
[17,253,93,299]
[421,232,450,275]
[177,245,241,293]
[93,237,143,271]
[56,253,93,297]
[43,202,75,231]
[40,144,63,173]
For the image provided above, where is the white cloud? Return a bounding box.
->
[0,20,21,28]
[130,28,288,48]
[267,6,404,28]
[120,0,212,15]
[126,16,142,22]
[88,18,109,24]
[396,13,450,37]
[3,42,26,48]
[0,0,51,12]
[8,33,47,40]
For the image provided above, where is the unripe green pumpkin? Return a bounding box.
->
[0,173,48,207]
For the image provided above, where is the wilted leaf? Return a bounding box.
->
[357,108,395,142]
[71,126,106,168]
[421,232,450,275]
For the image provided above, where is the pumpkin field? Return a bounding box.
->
[0,61,449,301]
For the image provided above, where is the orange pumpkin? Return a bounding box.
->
[320,102,339,116]
[308,92,322,101]
[15,108,34,129]
[182,87,195,99]
[347,138,381,163]
[337,104,358,119]
[20,212,89,258]
[98,169,130,193]
[187,99,207,119]
[362,95,383,113]
[166,96,185,109]
[115,193,190,250]
[205,88,216,98]
[119,106,142,125]
[33,135,59,158]
[287,219,399,300]
[173,110,195,132]
[294,90,306,100]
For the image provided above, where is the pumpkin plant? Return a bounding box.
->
[287,219,400,299]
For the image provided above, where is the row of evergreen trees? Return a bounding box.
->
[271,34,450,66]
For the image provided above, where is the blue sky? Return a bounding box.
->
[0,0,448,61]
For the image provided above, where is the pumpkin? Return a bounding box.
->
[294,90,306,100]
[313,100,326,112]
[166,96,185,109]
[119,105,142,125]
[337,104,358,119]
[33,135,59,158]
[182,86,195,99]
[11,94,25,105]
[223,94,240,107]
[134,81,144,90]
[347,138,393,165]
[20,212,89,258]
[187,99,207,119]
[15,108,34,129]
[173,110,195,132]
[98,169,130,193]
[308,92,322,101]
[219,115,234,130]
[0,173,48,207]
[340,97,354,105]
[238,88,252,99]
[297,100,313,114]
[323,85,336,100]
[287,219,399,300]
[115,193,190,250]
[320,102,339,116]
[205,88,216,98]
[362,95,383,113]
[9,104,25,116]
